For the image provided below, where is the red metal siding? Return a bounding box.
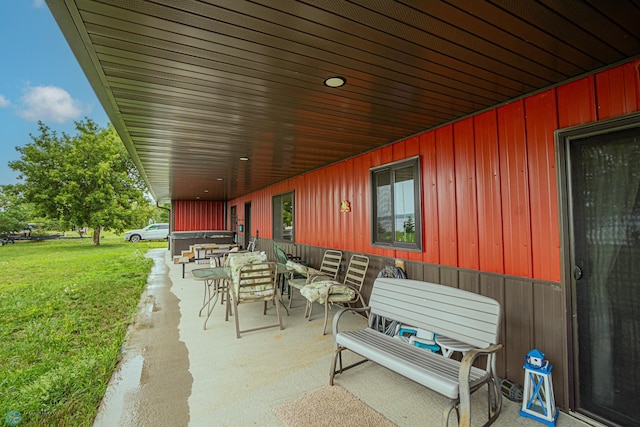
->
[498,101,533,278]
[352,154,367,254]
[474,110,504,274]
[222,60,640,282]
[435,125,458,267]
[420,132,440,265]
[525,90,561,282]
[454,118,480,270]
[341,159,354,251]
[595,61,640,120]
[172,200,226,231]
[557,76,596,128]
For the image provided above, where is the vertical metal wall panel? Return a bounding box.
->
[595,61,640,120]
[480,274,506,377]
[335,161,345,249]
[459,270,480,294]
[440,267,459,288]
[301,172,314,245]
[525,90,561,282]
[342,159,355,251]
[435,125,458,267]
[331,163,342,248]
[300,174,311,244]
[369,148,386,258]
[353,154,366,253]
[454,118,480,270]
[323,166,333,248]
[557,76,596,128]
[533,282,568,408]
[420,132,440,265]
[361,152,373,254]
[393,139,406,159]
[474,110,504,274]
[318,167,328,248]
[498,101,533,278]
[504,279,534,381]
[172,200,225,231]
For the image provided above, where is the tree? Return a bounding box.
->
[0,186,31,236]
[8,119,149,245]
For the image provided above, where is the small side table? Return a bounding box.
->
[435,335,474,358]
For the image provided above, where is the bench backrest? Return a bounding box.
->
[368,278,501,349]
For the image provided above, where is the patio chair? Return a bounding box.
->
[286,249,342,309]
[273,243,305,297]
[273,243,301,263]
[300,254,369,335]
[246,236,256,252]
[226,261,283,338]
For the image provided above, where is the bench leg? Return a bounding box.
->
[329,347,344,386]
[486,377,502,425]
[442,399,458,427]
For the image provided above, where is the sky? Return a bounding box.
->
[0,0,109,187]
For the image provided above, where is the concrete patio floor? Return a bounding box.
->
[93,248,596,427]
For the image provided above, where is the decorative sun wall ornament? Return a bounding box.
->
[340,200,351,213]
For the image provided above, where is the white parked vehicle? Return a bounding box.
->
[124,223,169,242]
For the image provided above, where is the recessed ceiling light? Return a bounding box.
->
[324,76,346,88]
[216,178,223,181]
[240,157,249,161]
[204,189,209,193]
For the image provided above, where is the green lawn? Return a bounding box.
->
[0,235,167,426]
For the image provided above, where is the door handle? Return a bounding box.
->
[573,265,583,281]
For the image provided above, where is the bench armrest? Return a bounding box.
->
[332,305,371,342]
[458,343,503,427]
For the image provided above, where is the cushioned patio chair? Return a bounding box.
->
[224,252,283,338]
[300,254,369,335]
[286,249,342,309]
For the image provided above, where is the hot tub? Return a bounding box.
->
[170,230,236,257]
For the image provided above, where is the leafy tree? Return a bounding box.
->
[0,186,31,236]
[8,119,149,245]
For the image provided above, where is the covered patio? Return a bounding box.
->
[47,2,640,425]
[93,248,592,426]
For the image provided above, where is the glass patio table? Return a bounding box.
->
[193,263,295,330]
[192,266,230,330]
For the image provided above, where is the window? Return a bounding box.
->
[371,156,421,250]
[273,191,294,241]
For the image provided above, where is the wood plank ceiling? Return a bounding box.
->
[47,0,640,202]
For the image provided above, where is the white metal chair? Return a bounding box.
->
[246,236,257,251]
[300,254,369,334]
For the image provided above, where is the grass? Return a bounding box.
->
[0,234,167,426]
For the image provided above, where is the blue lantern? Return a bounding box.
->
[520,349,559,426]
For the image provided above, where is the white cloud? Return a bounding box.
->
[33,0,46,8]
[18,85,83,123]
[0,95,10,108]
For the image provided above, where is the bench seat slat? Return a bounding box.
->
[336,329,489,399]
